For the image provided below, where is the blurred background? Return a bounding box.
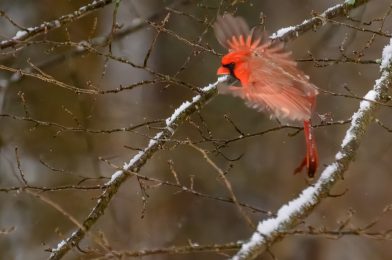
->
[0,0,391,259]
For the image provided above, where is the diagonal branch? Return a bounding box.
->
[231,31,392,260]
[0,0,191,103]
[0,0,115,50]
[47,1,372,259]
[270,0,370,40]
[48,77,224,259]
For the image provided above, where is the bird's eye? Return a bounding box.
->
[222,62,235,71]
[222,62,236,79]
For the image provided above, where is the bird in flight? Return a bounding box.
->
[214,14,319,177]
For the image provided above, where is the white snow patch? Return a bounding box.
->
[12,30,28,40]
[148,138,158,148]
[233,161,339,259]
[123,150,144,170]
[52,239,66,252]
[324,3,342,14]
[364,89,378,101]
[339,39,391,150]
[145,132,163,152]
[318,162,338,181]
[236,232,262,258]
[340,112,359,147]
[192,94,201,103]
[165,101,192,126]
[341,89,378,148]
[232,3,391,259]
[165,76,226,126]
[76,40,90,51]
[110,170,123,183]
[270,2,343,41]
[119,132,164,174]
[341,76,381,149]
[233,185,317,259]
[54,20,61,28]
[270,26,296,39]
[381,38,392,70]
[361,90,378,109]
[203,75,228,92]
[335,151,344,160]
[106,77,223,189]
[261,185,316,233]
[79,6,87,13]
[345,0,356,4]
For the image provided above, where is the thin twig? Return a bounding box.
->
[231,30,392,260]
[188,142,255,228]
[48,1,372,258]
[0,0,115,50]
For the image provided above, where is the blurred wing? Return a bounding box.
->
[213,14,262,51]
[233,44,318,121]
[243,81,316,121]
[214,14,318,121]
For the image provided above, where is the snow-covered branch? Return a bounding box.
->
[48,78,224,259]
[270,0,371,41]
[0,0,189,112]
[0,0,114,50]
[231,35,392,260]
[47,1,372,259]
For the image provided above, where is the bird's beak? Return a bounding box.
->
[217,66,229,75]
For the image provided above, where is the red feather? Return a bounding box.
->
[214,14,319,177]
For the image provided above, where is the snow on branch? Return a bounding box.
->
[0,0,114,50]
[47,1,372,259]
[48,77,224,259]
[270,0,371,41]
[231,36,392,260]
[0,0,189,103]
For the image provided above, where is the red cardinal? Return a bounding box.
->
[214,14,319,177]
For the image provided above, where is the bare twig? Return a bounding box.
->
[0,0,115,50]
[47,1,372,258]
[270,0,371,41]
[188,142,255,228]
[48,77,225,259]
[108,242,242,258]
[0,0,190,89]
[231,33,392,260]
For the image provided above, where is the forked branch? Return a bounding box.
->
[48,1,372,259]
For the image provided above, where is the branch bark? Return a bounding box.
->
[231,26,392,260]
[0,0,114,50]
[47,0,372,259]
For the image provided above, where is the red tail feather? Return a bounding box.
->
[213,15,320,178]
[294,120,318,177]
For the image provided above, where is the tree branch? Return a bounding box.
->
[0,0,115,50]
[0,0,190,89]
[231,30,392,260]
[47,77,225,259]
[47,1,372,259]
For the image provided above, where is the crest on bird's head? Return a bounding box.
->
[213,14,264,51]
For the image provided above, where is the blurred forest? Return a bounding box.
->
[0,0,391,259]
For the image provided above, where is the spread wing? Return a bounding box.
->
[243,47,318,121]
[225,43,318,122]
[214,14,263,51]
[214,14,318,122]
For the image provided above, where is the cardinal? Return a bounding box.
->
[213,14,319,178]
